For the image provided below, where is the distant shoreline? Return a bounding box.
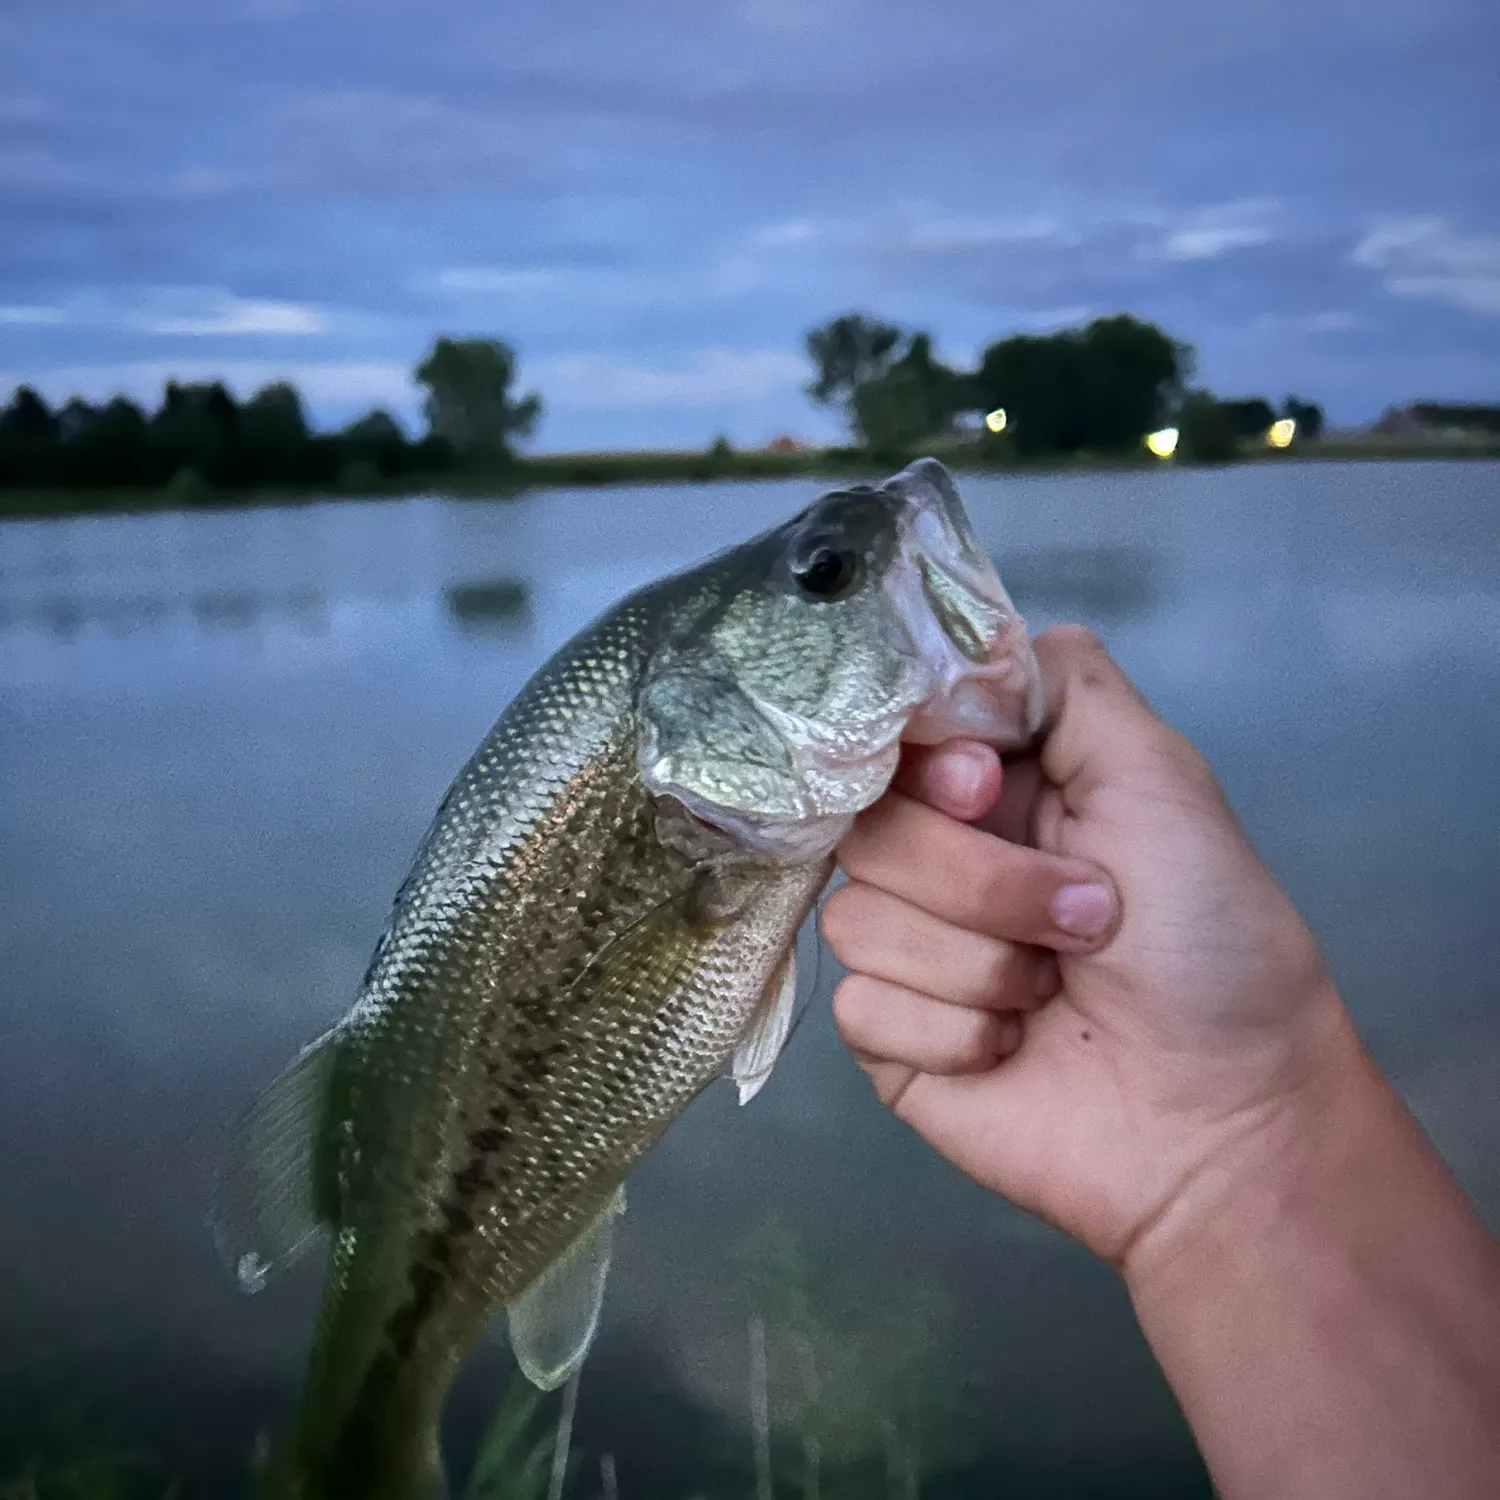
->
[2,438,1496,521]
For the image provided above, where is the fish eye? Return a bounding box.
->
[789,541,862,600]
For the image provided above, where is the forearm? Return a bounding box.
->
[1126,1008,1500,1500]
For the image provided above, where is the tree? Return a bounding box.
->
[150,380,241,483]
[0,386,59,446]
[851,333,961,455]
[242,382,310,448]
[1176,391,1240,463]
[415,337,541,463]
[0,386,60,486]
[238,381,314,483]
[805,313,904,417]
[56,397,100,444]
[969,315,1189,458]
[1220,397,1277,440]
[969,331,1083,457]
[1282,394,1325,439]
[60,395,151,486]
[1075,314,1189,451]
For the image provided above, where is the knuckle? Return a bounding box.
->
[832,821,883,885]
[817,885,857,954]
[831,975,876,1040]
[1052,622,1105,655]
[945,1013,1002,1072]
[983,941,1018,1001]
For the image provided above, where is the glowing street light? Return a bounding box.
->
[1266,417,1297,449]
[984,407,1008,434]
[1145,426,1179,459]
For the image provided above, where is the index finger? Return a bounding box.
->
[838,791,1119,950]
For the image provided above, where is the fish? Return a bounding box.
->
[210,457,1043,1500]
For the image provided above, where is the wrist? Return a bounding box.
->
[1121,985,1500,1500]
[1120,979,1374,1297]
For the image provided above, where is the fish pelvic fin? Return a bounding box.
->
[733,942,798,1105]
[507,1186,627,1390]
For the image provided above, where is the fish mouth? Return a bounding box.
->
[883,459,1044,750]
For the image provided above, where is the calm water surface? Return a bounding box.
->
[2,462,1497,1496]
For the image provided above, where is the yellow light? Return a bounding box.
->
[1145,426,1179,459]
[984,407,1008,434]
[1267,418,1296,449]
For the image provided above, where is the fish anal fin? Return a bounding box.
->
[209,1025,342,1294]
[507,1188,626,1391]
[733,945,797,1105]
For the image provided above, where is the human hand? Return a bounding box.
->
[823,625,1359,1272]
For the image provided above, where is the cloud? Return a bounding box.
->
[429,268,562,296]
[135,296,327,336]
[1155,224,1272,260]
[530,348,805,409]
[0,304,66,325]
[1350,216,1500,315]
[0,287,331,336]
[1256,309,1363,333]
[893,207,1076,254]
[1139,199,1279,261]
[256,89,562,198]
[162,167,244,200]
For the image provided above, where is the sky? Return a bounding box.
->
[0,0,1497,450]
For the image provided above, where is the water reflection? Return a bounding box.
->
[0,587,328,642]
[444,578,534,637]
[1001,544,1163,624]
[0,463,1496,1498]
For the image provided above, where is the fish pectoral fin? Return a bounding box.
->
[208,1024,342,1294]
[507,1187,627,1391]
[733,945,798,1105]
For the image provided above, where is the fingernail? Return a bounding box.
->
[1051,883,1114,938]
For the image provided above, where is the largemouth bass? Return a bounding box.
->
[212,458,1042,1500]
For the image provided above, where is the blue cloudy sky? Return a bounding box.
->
[1,0,1496,449]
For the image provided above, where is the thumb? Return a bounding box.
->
[1033,625,1177,806]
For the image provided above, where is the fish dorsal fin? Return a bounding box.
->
[209,1025,342,1294]
[733,945,798,1105]
[508,1187,627,1391]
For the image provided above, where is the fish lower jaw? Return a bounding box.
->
[902,649,1044,750]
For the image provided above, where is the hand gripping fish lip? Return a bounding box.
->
[640,461,1043,861]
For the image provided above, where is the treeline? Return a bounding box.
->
[1,314,1334,505]
[0,337,539,495]
[1407,402,1500,435]
[803,311,1325,462]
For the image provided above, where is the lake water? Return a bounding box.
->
[2,461,1497,1498]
